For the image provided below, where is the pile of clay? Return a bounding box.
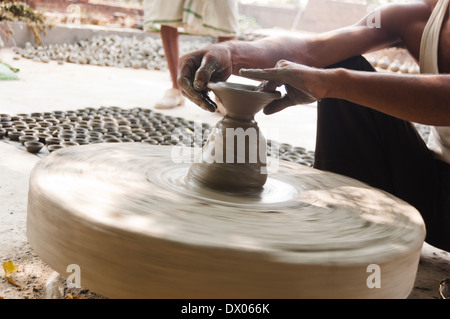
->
[12,35,214,70]
[0,106,316,166]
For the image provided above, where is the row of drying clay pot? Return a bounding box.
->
[0,106,315,166]
[367,56,420,74]
[0,109,209,154]
[13,34,213,70]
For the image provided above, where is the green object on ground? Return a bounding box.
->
[0,62,19,80]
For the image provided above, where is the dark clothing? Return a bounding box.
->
[313,56,450,251]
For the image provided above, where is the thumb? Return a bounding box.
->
[194,54,219,91]
[263,95,295,115]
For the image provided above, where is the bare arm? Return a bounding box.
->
[327,69,450,126]
[178,2,427,111]
[241,61,450,126]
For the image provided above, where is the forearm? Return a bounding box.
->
[324,69,450,126]
[222,36,311,75]
[224,18,398,74]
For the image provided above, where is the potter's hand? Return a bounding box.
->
[240,60,324,115]
[178,45,233,112]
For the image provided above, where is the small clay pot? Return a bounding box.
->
[0,128,6,138]
[9,130,24,141]
[19,135,39,145]
[61,141,79,147]
[75,127,88,134]
[127,135,142,142]
[117,120,130,126]
[148,132,162,137]
[25,141,44,153]
[69,116,80,122]
[131,128,145,134]
[39,121,52,128]
[142,138,158,145]
[88,132,102,138]
[35,127,49,133]
[27,123,41,129]
[46,126,60,136]
[118,125,132,133]
[142,126,156,133]
[1,121,13,128]
[22,117,36,124]
[104,122,117,129]
[52,111,66,118]
[37,133,52,143]
[104,138,121,143]
[58,124,74,130]
[92,127,108,134]
[164,124,175,131]
[23,129,37,136]
[31,112,43,118]
[73,138,89,145]
[12,121,26,126]
[76,134,88,140]
[77,124,92,131]
[13,125,28,132]
[88,137,103,144]
[4,127,15,137]
[149,136,163,143]
[48,144,64,153]
[45,118,60,125]
[59,133,75,141]
[45,136,63,145]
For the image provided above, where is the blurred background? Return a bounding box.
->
[3,0,415,34]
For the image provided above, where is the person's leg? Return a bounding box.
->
[314,56,448,250]
[161,25,179,90]
[155,25,184,109]
[218,36,236,43]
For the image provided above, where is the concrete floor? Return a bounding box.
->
[0,48,449,299]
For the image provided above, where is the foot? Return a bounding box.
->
[154,89,185,109]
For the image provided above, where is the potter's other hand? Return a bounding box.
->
[178,45,233,112]
[240,60,324,115]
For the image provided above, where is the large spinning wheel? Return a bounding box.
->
[27,143,426,299]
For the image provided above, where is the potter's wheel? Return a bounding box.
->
[27,143,426,298]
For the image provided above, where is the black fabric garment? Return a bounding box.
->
[313,56,450,251]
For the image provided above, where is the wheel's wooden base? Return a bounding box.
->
[27,143,426,298]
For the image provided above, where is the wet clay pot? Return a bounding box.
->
[187,82,281,192]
